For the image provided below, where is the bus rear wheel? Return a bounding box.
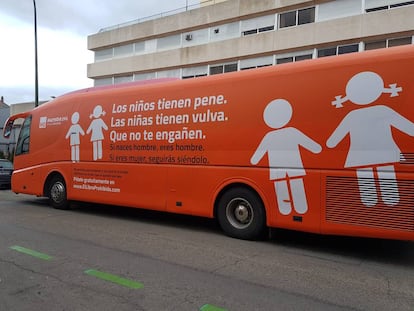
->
[217,187,266,240]
[48,175,70,210]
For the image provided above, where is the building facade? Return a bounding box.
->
[87,0,414,86]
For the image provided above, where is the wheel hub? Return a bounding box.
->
[226,198,254,229]
[51,182,65,204]
[234,204,249,223]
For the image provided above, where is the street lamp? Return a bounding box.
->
[33,0,39,107]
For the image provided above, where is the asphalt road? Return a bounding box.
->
[0,189,413,311]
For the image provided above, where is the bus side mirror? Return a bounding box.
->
[3,119,13,138]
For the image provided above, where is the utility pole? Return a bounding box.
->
[33,0,39,107]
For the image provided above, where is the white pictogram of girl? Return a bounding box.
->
[65,112,85,162]
[327,71,414,207]
[251,99,322,215]
[86,105,108,161]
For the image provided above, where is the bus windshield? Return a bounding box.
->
[15,115,32,156]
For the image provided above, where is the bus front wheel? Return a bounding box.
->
[48,175,70,210]
[217,187,266,240]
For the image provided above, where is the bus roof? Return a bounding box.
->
[65,78,179,96]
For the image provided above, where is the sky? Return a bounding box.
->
[0,0,197,105]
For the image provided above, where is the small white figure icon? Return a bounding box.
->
[86,105,108,161]
[251,99,322,215]
[65,112,85,162]
[327,71,414,207]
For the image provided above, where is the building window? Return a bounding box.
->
[276,57,293,64]
[210,21,240,42]
[134,72,156,81]
[318,44,359,57]
[279,11,296,28]
[157,34,181,51]
[134,41,145,54]
[243,29,258,36]
[94,48,113,62]
[182,29,209,47]
[157,69,181,78]
[182,66,208,79]
[259,25,275,33]
[276,53,313,64]
[298,7,315,25]
[182,74,208,79]
[94,77,113,86]
[243,26,276,35]
[388,36,412,47]
[295,54,313,61]
[279,7,315,29]
[366,1,414,12]
[114,75,133,84]
[241,15,275,36]
[224,63,238,72]
[365,40,387,50]
[240,56,273,70]
[366,5,388,12]
[338,44,359,54]
[209,66,223,75]
[390,1,414,8]
[317,0,362,22]
[114,44,133,58]
[209,62,238,75]
[365,36,412,50]
[317,47,337,58]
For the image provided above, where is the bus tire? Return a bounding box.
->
[48,175,70,210]
[217,187,266,240]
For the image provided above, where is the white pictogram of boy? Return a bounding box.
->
[86,105,108,161]
[327,71,414,207]
[65,112,85,162]
[251,99,322,215]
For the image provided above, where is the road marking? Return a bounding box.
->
[10,245,53,261]
[200,304,228,311]
[84,269,144,289]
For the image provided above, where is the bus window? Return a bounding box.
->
[15,115,32,156]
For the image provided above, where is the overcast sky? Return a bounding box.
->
[0,0,197,105]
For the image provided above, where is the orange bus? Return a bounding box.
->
[4,45,414,240]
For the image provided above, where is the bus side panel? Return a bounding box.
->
[68,162,167,211]
[12,162,72,198]
[12,166,45,197]
[266,169,321,234]
[164,165,276,218]
[321,170,414,241]
[165,165,322,234]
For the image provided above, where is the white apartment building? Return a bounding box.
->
[87,0,414,86]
